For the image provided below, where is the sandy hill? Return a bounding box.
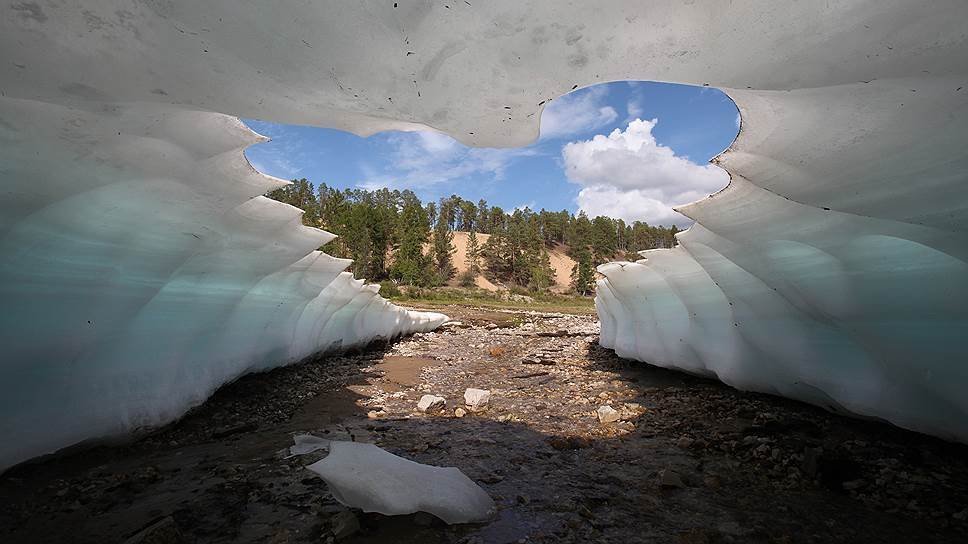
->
[449,231,577,293]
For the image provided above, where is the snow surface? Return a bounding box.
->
[0,97,446,470]
[1,1,967,468]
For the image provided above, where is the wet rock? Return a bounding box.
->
[479,472,505,484]
[620,402,645,418]
[802,447,822,477]
[464,388,491,411]
[597,405,621,423]
[521,356,555,366]
[268,528,291,544]
[547,435,593,450]
[537,330,570,337]
[330,510,360,540]
[442,321,470,329]
[511,371,550,379]
[212,421,257,438]
[659,469,685,489]
[123,516,184,544]
[417,394,446,413]
[677,436,695,449]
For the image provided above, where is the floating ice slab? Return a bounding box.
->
[306,441,495,524]
[1,1,967,470]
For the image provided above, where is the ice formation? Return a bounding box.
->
[289,434,331,457]
[1,1,966,469]
[306,441,495,524]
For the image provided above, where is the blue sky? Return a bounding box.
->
[244,81,738,227]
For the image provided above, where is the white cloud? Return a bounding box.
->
[626,99,644,123]
[539,86,618,140]
[359,130,537,190]
[562,118,728,226]
[514,201,536,212]
[576,186,688,227]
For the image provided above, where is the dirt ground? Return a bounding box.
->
[2,306,967,543]
[446,232,577,292]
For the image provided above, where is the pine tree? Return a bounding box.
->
[266,178,320,226]
[465,229,481,275]
[390,199,431,286]
[529,249,556,290]
[431,217,455,285]
[571,247,596,296]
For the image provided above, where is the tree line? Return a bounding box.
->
[267,178,680,295]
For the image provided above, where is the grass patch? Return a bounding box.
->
[385,286,596,314]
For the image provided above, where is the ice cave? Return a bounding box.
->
[1,0,967,492]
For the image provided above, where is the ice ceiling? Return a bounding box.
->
[1,1,967,469]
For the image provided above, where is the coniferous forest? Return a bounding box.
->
[267,178,681,295]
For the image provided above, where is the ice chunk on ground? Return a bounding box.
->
[306,441,495,524]
[289,434,331,456]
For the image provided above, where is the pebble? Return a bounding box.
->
[597,405,621,423]
[330,510,360,540]
[659,469,686,488]
[122,516,183,544]
[454,407,467,418]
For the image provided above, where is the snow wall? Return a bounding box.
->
[1,1,966,467]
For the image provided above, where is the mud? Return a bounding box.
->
[1,306,966,543]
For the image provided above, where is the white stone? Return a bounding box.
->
[417,395,446,413]
[597,405,621,423]
[463,388,491,411]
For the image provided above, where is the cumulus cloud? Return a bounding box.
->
[539,86,618,140]
[563,118,728,226]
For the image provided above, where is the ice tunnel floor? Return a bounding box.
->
[2,306,967,543]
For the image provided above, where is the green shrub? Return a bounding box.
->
[379,281,402,299]
[457,270,476,287]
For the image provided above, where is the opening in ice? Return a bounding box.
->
[244,81,739,296]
